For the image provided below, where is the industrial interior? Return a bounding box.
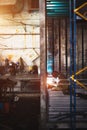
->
[0,0,87,130]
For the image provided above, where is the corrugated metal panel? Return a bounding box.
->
[47,0,69,17]
[46,0,87,17]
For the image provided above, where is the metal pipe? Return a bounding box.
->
[65,18,68,74]
[52,18,54,72]
[82,23,84,68]
[73,0,77,129]
[69,0,77,129]
[71,66,87,90]
[69,0,73,115]
[0,47,40,50]
[71,76,87,90]
[0,33,40,35]
[59,19,61,72]
[73,66,87,75]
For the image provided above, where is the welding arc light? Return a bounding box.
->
[47,75,60,87]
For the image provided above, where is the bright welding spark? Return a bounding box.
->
[47,75,60,87]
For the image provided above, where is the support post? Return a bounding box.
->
[39,0,47,129]
[69,0,77,129]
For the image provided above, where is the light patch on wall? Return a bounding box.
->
[0,0,16,5]
[0,26,25,34]
[7,54,13,60]
[0,3,40,69]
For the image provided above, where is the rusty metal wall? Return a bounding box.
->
[46,18,87,129]
[47,18,87,77]
[47,18,70,75]
[77,21,87,70]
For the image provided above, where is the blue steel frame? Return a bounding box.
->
[70,0,76,129]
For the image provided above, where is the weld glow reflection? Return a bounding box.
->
[47,75,60,87]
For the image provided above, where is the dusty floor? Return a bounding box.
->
[0,96,40,130]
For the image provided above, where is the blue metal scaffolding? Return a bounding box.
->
[70,0,77,129]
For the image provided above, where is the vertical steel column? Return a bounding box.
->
[82,23,84,68]
[39,0,47,129]
[52,18,54,72]
[73,0,77,129]
[70,0,76,129]
[65,18,68,75]
[59,19,61,72]
[70,0,73,127]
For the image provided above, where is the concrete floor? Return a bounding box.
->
[0,74,40,130]
[0,96,40,130]
[47,89,87,129]
[0,73,87,130]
